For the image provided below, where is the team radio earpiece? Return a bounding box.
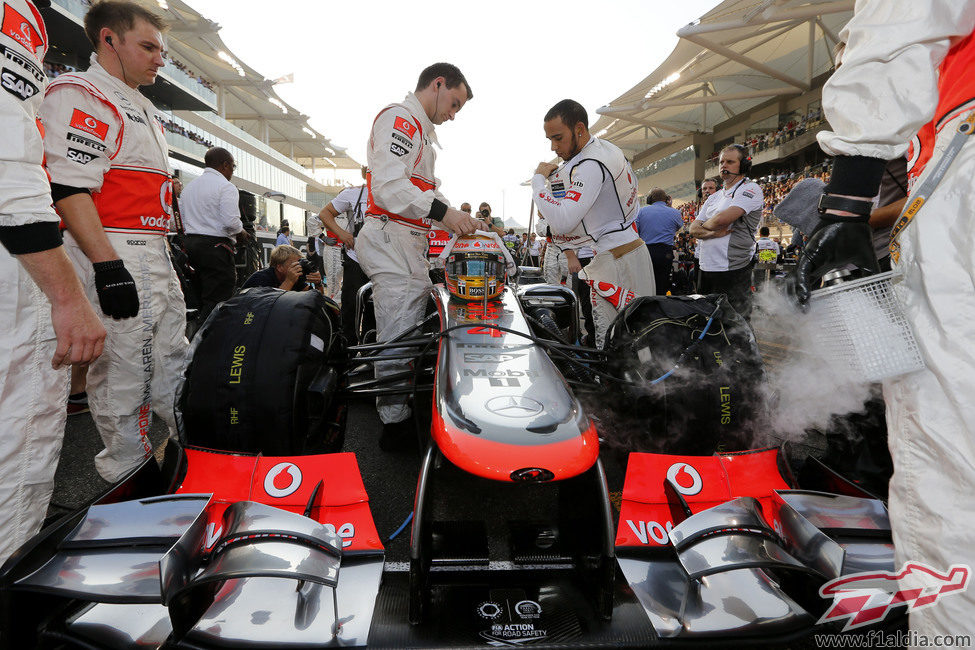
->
[730,143,752,176]
[105,33,132,86]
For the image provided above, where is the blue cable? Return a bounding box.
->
[388,511,413,541]
[648,312,717,385]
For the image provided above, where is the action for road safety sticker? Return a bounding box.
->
[476,592,550,645]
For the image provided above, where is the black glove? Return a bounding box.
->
[93,259,140,319]
[791,219,878,309]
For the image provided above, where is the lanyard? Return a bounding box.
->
[890,110,975,263]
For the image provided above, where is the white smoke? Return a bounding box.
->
[751,283,878,447]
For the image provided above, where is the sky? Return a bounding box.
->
[190,0,718,227]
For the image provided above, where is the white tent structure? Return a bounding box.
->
[593,0,853,163]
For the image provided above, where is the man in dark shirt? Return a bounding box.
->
[242,245,322,292]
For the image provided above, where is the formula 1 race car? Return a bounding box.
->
[0,234,906,648]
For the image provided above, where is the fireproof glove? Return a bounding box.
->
[92,259,140,319]
[791,219,878,310]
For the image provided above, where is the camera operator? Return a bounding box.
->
[477,202,505,236]
[241,245,323,292]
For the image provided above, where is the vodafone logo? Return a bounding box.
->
[264,462,302,498]
[84,116,97,129]
[666,462,703,496]
[594,281,619,298]
[160,180,173,216]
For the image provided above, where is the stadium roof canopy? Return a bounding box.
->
[141,0,361,170]
[593,0,853,153]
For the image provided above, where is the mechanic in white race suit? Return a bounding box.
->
[39,2,186,482]
[0,0,105,564]
[536,217,568,285]
[794,1,975,639]
[356,63,481,442]
[532,99,653,348]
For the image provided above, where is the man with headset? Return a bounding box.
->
[39,1,186,482]
[688,144,763,320]
[356,62,481,449]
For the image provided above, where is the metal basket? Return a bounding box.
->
[808,271,924,383]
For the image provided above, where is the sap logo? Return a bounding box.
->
[625,519,673,545]
[66,147,97,165]
[67,132,107,152]
[140,215,169,228]
[323,522,356,549]
[1,67,37,101]
[463,353,524,363]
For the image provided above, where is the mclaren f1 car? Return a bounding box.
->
[0,234,906,648]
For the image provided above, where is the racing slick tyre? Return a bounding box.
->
[177,287,347,455]
[602,294,766,454]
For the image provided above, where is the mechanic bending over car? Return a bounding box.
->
[355,62,483,451]
[0,0,107,566]
[241,244,323,293]
[532,99,654,348]
[39,0,187,484]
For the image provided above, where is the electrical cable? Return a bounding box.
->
[106,35,132,87]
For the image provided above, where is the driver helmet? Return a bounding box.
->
[445,235,506,301]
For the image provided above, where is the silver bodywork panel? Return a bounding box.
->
[617,556,814,638]
[15,495,210,603]
[668,497,772,550]
[434,284,587,443]
[185,560,384,647]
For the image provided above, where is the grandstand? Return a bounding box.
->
[593,0,853,222]
[38,0,363,242]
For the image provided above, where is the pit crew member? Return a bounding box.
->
[532,99,653,348]
[317,179,370,341]
[355,62,481,446]
[688,144,763,321]
[0,0,106,564]
[794,0,975,638]
[39,0,187,483]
